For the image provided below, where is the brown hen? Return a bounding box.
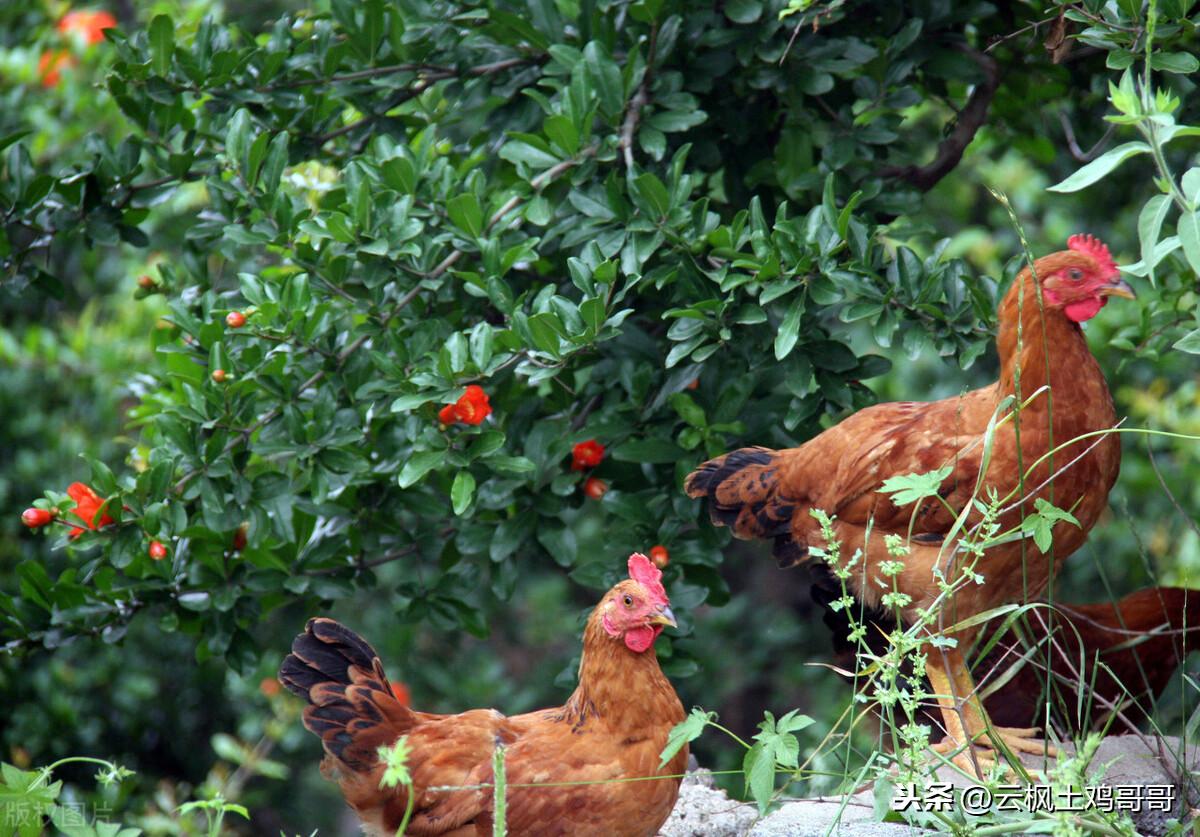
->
[279,554,685,836]
[687,235,1135,775]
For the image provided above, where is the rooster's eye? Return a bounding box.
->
[622,594,633,607]
[1068,269,1084,281]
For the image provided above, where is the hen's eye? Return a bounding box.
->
[622,594,634,607]
[1068,269,1084,281]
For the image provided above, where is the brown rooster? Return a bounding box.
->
[687,235,1135,774]
[279,554,686,836]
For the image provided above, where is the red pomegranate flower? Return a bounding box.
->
[58,10,117,45]
[571,439,605,471]
[37,50,74,87]
[390,681,411,707]
[438,384,492,426]
[66,482,114,539]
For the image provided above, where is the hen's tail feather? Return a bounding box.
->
[685,447,799,552]
[279,617,411,770]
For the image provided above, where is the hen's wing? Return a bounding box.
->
[494,714,684,837]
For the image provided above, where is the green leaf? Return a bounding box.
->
[1046,142,1151,193]
[879,465,953,507]
[260,132,289,195]
[469,322,493,369]
[391,393,433,412]
[225,109,252,182]
[1138,194,1172,275]
[398,451,445,489]
[1151,52,1200,74]
[669,392,707,428]
[773,293,806,361]
[451,471,476,515]
[1179,210,1200,277]
[486,455,536,474]
[582,41,624,116]
[447,193,484,238]
[543,114,579,154]
[499,139,561,170]
[632,173,671,218]
[659,707,715,768]
[724,0,763,23]
[743,741,775,814]
[1182,167,1200,206]
[148,14,175,76]
[1174,328,1200,354]
[1021,498,1081,553]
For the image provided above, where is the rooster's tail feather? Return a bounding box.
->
[685,446,807,565]
[280,618,412,770]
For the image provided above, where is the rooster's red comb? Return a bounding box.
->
[628,553,669,606]
[1067,234,1117,276]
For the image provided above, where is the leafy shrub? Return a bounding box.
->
[2,0,1198,831]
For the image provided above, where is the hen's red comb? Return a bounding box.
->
[628,553,669,606]
[1067,234,1117,276]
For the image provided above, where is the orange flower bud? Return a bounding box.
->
[22,508,53,529]
[583,477,608,500]
[649,545,669,568]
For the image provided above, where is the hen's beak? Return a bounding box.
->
[1101,277,1136,299]
[647,605,677,628]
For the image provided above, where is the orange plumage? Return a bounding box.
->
[279,554,686,836]
[687,236,1136,773]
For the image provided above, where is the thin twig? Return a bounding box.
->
[304,527,456,575]
[878,43,999,192]
[311,59,533,145]
[985,13,1059,53]
[569,393,603,432]
[263,63,451,90]
[619,26,658,170]
[1145,437,1200,542]
[1059,112,1116,162]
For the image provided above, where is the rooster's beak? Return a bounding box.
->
[1101,277,1136,299]
[647,605,677,628]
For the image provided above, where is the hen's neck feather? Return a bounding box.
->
[994,264,1100,404]
[563,605,681,728]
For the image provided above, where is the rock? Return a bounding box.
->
[659,779,757,837]
[750,794,933,837]
[663,736,1197,837]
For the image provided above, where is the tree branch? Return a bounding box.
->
[878,44,999,192]
[618,25,658,170]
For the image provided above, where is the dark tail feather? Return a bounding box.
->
[279,618,411,769]
[685,446,797,548]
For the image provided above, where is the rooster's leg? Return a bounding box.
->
[926,649,1056,777]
